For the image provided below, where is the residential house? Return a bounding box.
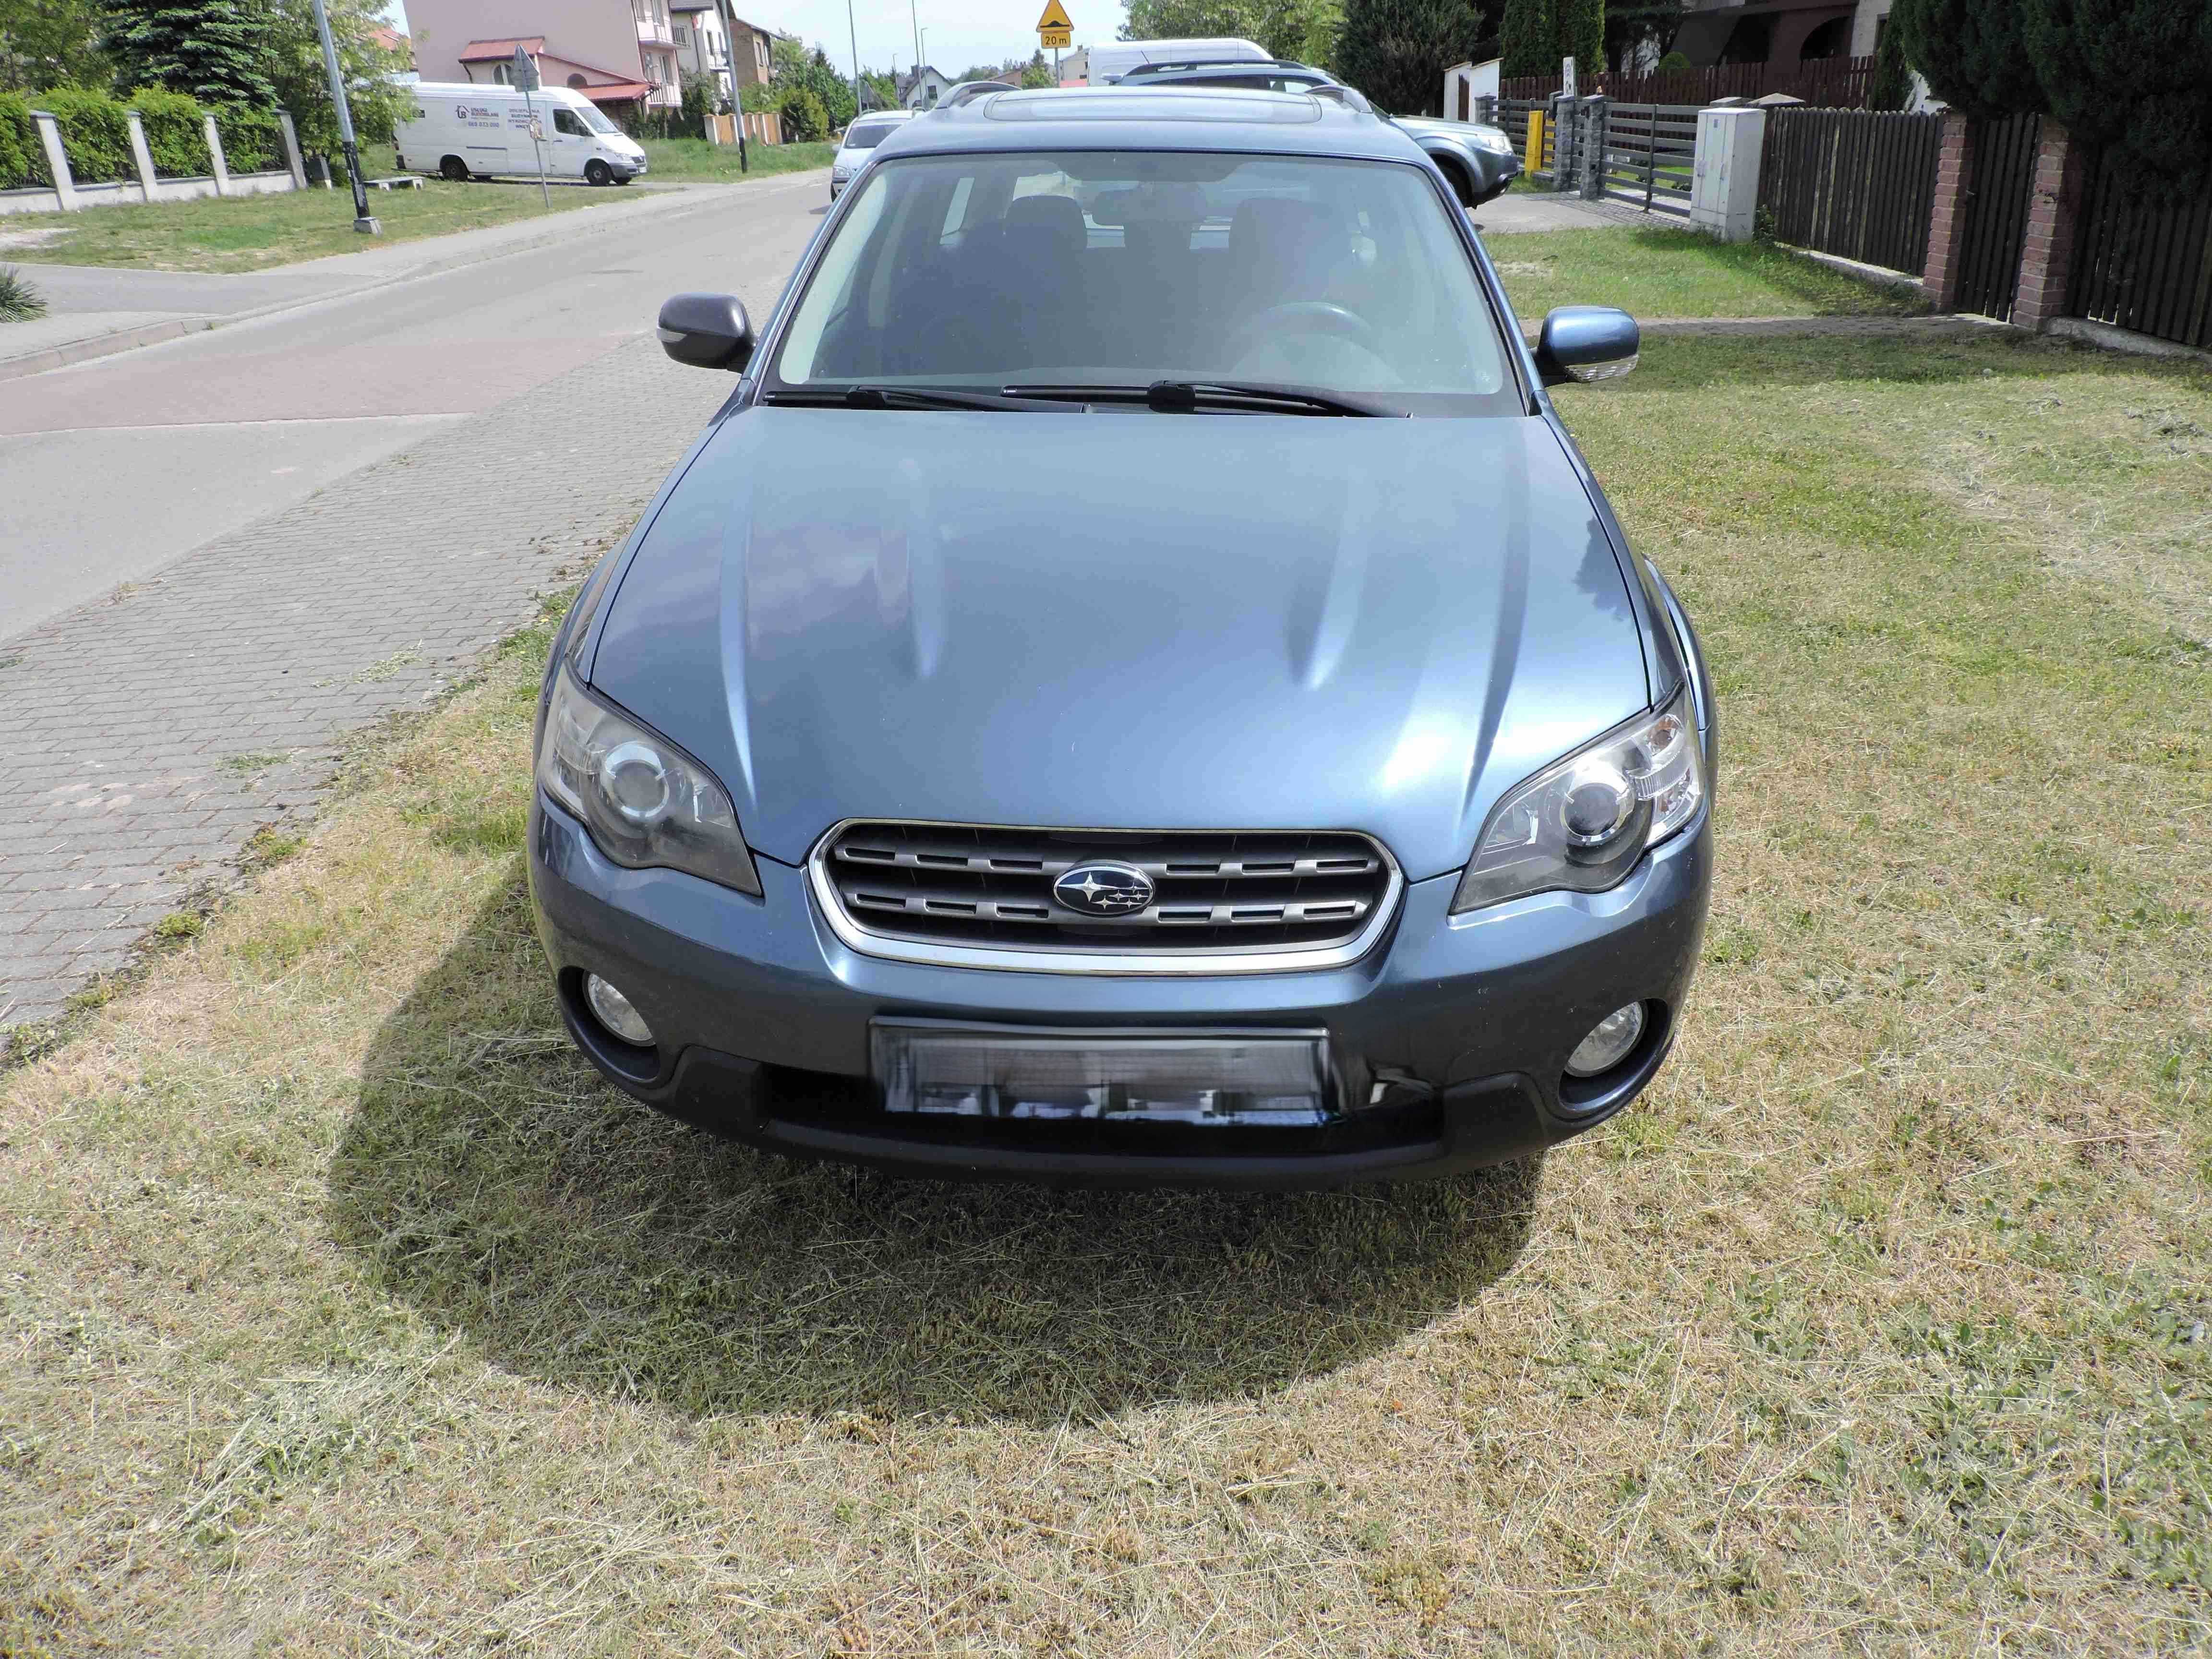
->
[1664,0,1885,70]
[1057,44,1087,85]
[668,4,778,105]
[900,65,951,109]
[403,0,682,112]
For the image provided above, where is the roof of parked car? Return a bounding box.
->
[877,86,1423,163]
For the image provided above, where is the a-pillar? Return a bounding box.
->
[2012,120,2089,332]
[1921,112,1977,312]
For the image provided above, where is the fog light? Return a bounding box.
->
[584,974,654,1046]
[1565,1002,1645,1079]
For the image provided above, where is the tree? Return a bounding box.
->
[1020,50,1054,87]
[1334,0,1471,113]
[1121,0,1346,63]
[1864,20,1910,109]
[1499,0,1552,76]
[106,0,275,106]
[2022,0,2212,197]
[1887,0,2038,120]
[1554,0,1600,76]
[261,0,405,151]
[0,0,109,91]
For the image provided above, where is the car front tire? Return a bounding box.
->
[585,159,613,187]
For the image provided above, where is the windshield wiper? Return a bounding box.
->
[1003,380,1407,417]
[761,385,1072,412]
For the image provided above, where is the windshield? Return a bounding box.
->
[767,150,1515,414]
[842,120,901,150]
[572,101,618,134]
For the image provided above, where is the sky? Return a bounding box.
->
[387,0,1120,82]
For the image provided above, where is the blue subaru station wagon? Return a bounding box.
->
[528,87,1716,1188]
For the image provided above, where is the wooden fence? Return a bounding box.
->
[1599,102,1698,215]
[1502,55,1873,110]
[2068,150,2212,350]
[1951,112,2042,320]
[1757,107,1941,273]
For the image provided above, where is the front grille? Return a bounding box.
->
[816,821,1397,963]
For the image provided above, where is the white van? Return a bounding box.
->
[396,83,650,186]
[1082,38,1268,84]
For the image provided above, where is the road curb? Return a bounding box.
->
[0,171,823,385]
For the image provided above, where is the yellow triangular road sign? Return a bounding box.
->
[1035,0,1073,32]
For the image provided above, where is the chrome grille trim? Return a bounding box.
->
[808,819,1404,976]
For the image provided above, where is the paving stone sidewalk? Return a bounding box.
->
[0,336,728,1034]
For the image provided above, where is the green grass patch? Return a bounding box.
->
[1492,224,1925,320]
[637,138,837,182]
[1,329,2207,1652]
[0,179,624,273]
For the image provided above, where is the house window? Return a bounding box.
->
[674,21,689,43]
[492,60,512,83]
[568,73,588,87]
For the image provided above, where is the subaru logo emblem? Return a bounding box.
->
[1052,861,1154,917]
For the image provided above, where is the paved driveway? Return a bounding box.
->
[0,175,829,1033]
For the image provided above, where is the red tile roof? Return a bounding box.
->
[577,80,654,100]
[458,37,547,60]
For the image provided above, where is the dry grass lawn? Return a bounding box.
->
[2,329,2208,1655]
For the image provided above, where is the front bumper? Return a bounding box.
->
[529,799,1711,1187]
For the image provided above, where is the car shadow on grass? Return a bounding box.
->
[327,876,1541,1425]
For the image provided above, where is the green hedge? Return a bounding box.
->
[0,93,47,191]
[214,104,281,173]
[40,87,133,184]
[129,88,212,177]
[0,88,284,189]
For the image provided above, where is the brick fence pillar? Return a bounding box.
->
[1922,112,1977,311]
[2012,120,2088,331]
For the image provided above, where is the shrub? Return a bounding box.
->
[0,93,48,190]
[0,266,47,323]
[128,86,211,176]
[40,87,133,184]
[779,86,829,142]
[213,103,281,172]
[1655,49,1691,75]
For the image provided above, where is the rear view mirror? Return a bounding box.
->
[1534,306,1640,386]
[656,292,754,372]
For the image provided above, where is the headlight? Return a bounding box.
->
[1451,686,1703,913]
[1471,130,1515,154]
[536,663,761,894]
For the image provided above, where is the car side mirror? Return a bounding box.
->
[1534,306,1640,387]
[656,292,754,372]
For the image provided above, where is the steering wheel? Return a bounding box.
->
[1225,300,1379,363]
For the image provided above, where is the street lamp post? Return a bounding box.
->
[911,1,921,73]
[846,0,863,112]
[309,0,379,233]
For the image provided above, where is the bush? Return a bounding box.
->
[40,87,133,184]
[1655,50,1692,75]
[779,87,829,142]
[128,87,212,176]
[213,103,281,172]
[0,266,47,323]
[0,93,48,190]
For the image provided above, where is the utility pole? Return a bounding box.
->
[309,0,379,233]
[846,0,862,113]
[712,0,747,169]
[910,0,921,73]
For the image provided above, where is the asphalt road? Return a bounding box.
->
[0,174,829,642]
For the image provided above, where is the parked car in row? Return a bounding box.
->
[395,83,649,186]
[1118,58,1522,205]
[828,108,917,200]
[544,88,1711,1188]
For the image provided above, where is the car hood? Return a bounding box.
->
[589,408,1650,881]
